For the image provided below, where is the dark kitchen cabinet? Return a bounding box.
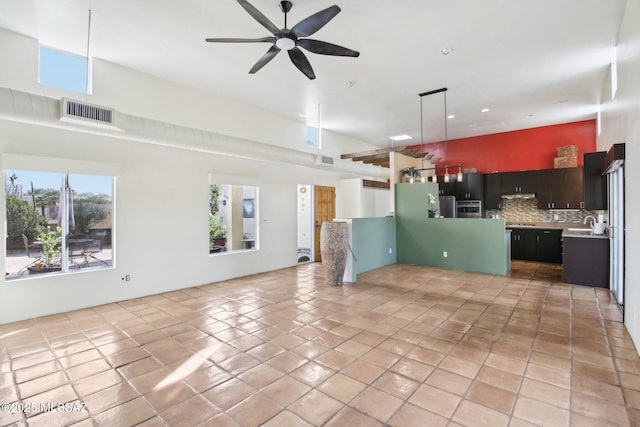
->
[536,167,584,209]
[536,169,554,209]
[536,229,563,263]
[437,173,482,199]
[510,228,562,264]
[563,236,609,287]
[501,171,536,194]
[454,173,483,200]
[583,151,607,210]
[564,167,584,209]
[436,175,456,196]
[510,229,537,261]
[483,173,502,210]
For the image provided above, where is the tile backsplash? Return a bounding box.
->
[486,198,606,224]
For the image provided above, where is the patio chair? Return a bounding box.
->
[68,240,88,268]
[85,231,108,265]
[18,234,42,275]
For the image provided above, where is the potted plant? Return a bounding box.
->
[209,215,227,252]
[427,193,438,218]
[400,166,421,182]
[32,225,62,272]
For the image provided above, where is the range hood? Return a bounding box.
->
[501,193,536,199]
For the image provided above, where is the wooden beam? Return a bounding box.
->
[353,153,390,163]
[363,179,390,189]
[341,146,408,160]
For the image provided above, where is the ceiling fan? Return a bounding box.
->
[205,0,360,80]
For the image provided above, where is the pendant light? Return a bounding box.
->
[418,88,462,184]
[443,89,450,183]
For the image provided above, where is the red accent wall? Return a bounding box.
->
[410,120,596,174]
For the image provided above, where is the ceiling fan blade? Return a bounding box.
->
[249,45,281,74]
[297,39,360,57]
[291,5,341,37]
[205,36,275,43]
[236,0,280,34]
[288,48,316,80]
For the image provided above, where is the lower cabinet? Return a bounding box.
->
[536,229,563,263]
[563,237,609,288]
[510,228,562,263]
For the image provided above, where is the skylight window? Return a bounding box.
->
[389,134,412,141]
[306,125,321,149]
[39,45,90,94]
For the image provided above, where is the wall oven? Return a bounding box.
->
[456,200,482,218]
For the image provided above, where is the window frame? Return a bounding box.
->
[3,155,118,281]
[208,177,260,256]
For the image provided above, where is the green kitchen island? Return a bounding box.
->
[395,183,510,276]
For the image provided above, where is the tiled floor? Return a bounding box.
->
[1,261,638,426]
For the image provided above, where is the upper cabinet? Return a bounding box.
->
[500,171,536,194]
[536,167,584,209]
[483,173,502,210]
[583,151,607,210]
[434,159,600,211]
[455,173,483,200]
[437,173,483,200]
[436,175,455,196]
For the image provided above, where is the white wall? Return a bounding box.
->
[362,188,391,217]
[336,179,363,218]
[0,29,380,324]
[336,178,391,218]
[598,0,640,349]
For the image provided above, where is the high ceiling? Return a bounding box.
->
[0,0,627,148]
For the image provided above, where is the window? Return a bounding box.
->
[209,183,258,254]
[306,125,321,149]
[5,170,113,279]
[39,45,90,94]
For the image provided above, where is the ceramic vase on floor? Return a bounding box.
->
[320,221,349,285]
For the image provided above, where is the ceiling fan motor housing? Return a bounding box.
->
[279,1,293,13]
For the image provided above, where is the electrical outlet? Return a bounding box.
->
[443,251,448,258]
[389,248,393,254]
[553,214,559,220]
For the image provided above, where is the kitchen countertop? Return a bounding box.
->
[505,222,609,239]
[561,230,608,239]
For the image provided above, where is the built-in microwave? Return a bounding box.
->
[456,200,482,218]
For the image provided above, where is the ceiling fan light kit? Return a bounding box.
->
[206,0,360,79]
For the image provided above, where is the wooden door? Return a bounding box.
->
[314,186,336,262]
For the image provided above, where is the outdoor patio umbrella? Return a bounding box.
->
[57,175,75,233]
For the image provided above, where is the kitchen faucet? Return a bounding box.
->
[583,215,597,228]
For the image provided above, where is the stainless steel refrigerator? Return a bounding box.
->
[438,195,456,218]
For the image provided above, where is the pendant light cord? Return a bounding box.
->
[85,9,92,101]
[420,95,424,170]
[444,90,448,168]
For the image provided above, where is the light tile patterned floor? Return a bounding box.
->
[1,261,638,426]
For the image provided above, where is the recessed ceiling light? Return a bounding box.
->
[481,108,490,113]
[389,134,412,141]
[447,115,455,119]
[346,81,356,87]
[440,47,452,55]
[526,114,534,118]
